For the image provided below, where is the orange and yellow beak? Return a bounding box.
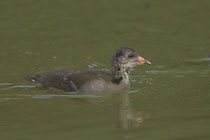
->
[138,56,151,65]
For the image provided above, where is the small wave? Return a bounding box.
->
[19,94,102,99]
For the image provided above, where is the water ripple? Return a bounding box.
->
[145,70,169,74]
[19,94,102,99]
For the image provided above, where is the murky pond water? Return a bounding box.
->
[0,0,210,140]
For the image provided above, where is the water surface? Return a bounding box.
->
[0,0,210,140]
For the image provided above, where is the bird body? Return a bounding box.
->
[29,47,151,93]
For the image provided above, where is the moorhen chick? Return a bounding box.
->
[29,47,151,93]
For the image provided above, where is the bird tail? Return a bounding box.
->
[24,75,37,83]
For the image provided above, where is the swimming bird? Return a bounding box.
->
[29,47,151,93]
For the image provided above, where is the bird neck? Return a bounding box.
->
[111,62,130,84]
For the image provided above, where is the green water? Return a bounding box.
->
[0,0,210,139]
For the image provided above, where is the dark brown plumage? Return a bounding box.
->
[29,47,151,93]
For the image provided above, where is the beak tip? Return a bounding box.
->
[144,60,152,65]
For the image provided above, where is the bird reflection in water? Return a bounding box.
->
[110,91,144,129]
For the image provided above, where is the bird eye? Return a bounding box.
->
[128,54,134,58]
